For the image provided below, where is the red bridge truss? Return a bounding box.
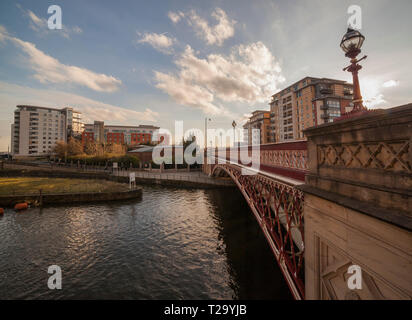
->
[206,141,307,299]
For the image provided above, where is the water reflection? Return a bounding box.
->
[0,185,292,299]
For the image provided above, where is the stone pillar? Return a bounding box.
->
[299,103,412,300]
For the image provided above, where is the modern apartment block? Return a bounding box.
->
[269,77,353,142]
[11,105,83,156]
[82,121,160,146]
[242,110,273,145]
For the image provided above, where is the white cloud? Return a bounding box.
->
[382,80,399,88]
[361,78,387,108]
[137,32,176,54]
[361,78,403,108]
[168,11,184,24]
[154,42,284,115]
[0,25,8,42]
[0,81,158,124]
[16,4,82,39]
[0,26,121,92]
[187,8,235,46]
[154,71,222,115]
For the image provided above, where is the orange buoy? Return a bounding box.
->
[14,202,28,211]
[0,208,4,215]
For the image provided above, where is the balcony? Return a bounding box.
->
[321,114,330,119]
[320,87,333,94]
[320,104,329,110]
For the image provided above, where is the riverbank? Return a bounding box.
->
[0,188,142,207]
[0,177,129,195]
[0,176,141,207]
[1,162,235,189]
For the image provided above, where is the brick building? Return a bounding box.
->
[242,110,273,145]
[82,121,160,146]
[269,77,353,142]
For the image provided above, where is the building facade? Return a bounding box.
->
[11,105,82,157]
[81,121,160,146]
[65,107,83,138]
[269,77,353,142]
[242,110,273,145]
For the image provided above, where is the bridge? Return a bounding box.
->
[203,103,412,300]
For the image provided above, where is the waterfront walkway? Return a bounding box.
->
[114,169,235,187]
[2,162,234,188]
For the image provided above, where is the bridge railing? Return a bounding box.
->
[205,140,308,182]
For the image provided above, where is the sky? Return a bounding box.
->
[0,0,411,150]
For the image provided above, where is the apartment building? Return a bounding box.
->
[242,110,273,145]
[82,121,160,146]
[269,77,353,142]
[11,105,82,156]
[66,107,84,138]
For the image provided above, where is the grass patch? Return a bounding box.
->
[0,177,129,195]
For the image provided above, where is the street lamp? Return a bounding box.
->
[340,28,368,112]
[204,117,211,150]
[232,120,237,147]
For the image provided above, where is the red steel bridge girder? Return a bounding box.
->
[211,164,305,300]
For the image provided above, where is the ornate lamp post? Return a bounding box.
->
[340,28,368,112]
[232,120,237,147]
[204,117,211,150]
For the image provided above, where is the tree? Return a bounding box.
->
[67,138,83,156]
[52,141,67,158]
[84,141,97,155]
[52,139,83,159]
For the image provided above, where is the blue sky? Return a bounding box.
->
[0,0,411,150]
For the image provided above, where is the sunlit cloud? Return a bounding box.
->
[136,32,176,54]
[185,8,236,46]
[0,26,122,92]
[361,78,387,108]
[168,11,184,24]
[154,42,284,115]
[382,80,399,88]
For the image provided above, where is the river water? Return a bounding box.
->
[0,185,292,299]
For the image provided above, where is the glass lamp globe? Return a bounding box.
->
[340,28,365,56]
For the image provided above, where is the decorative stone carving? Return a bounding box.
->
[314,235,411,300]
[318,140,410,173]
[260,150,308,170]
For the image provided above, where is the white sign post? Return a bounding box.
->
[129,172,136,189]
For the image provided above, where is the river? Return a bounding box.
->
[0,185,292,299]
